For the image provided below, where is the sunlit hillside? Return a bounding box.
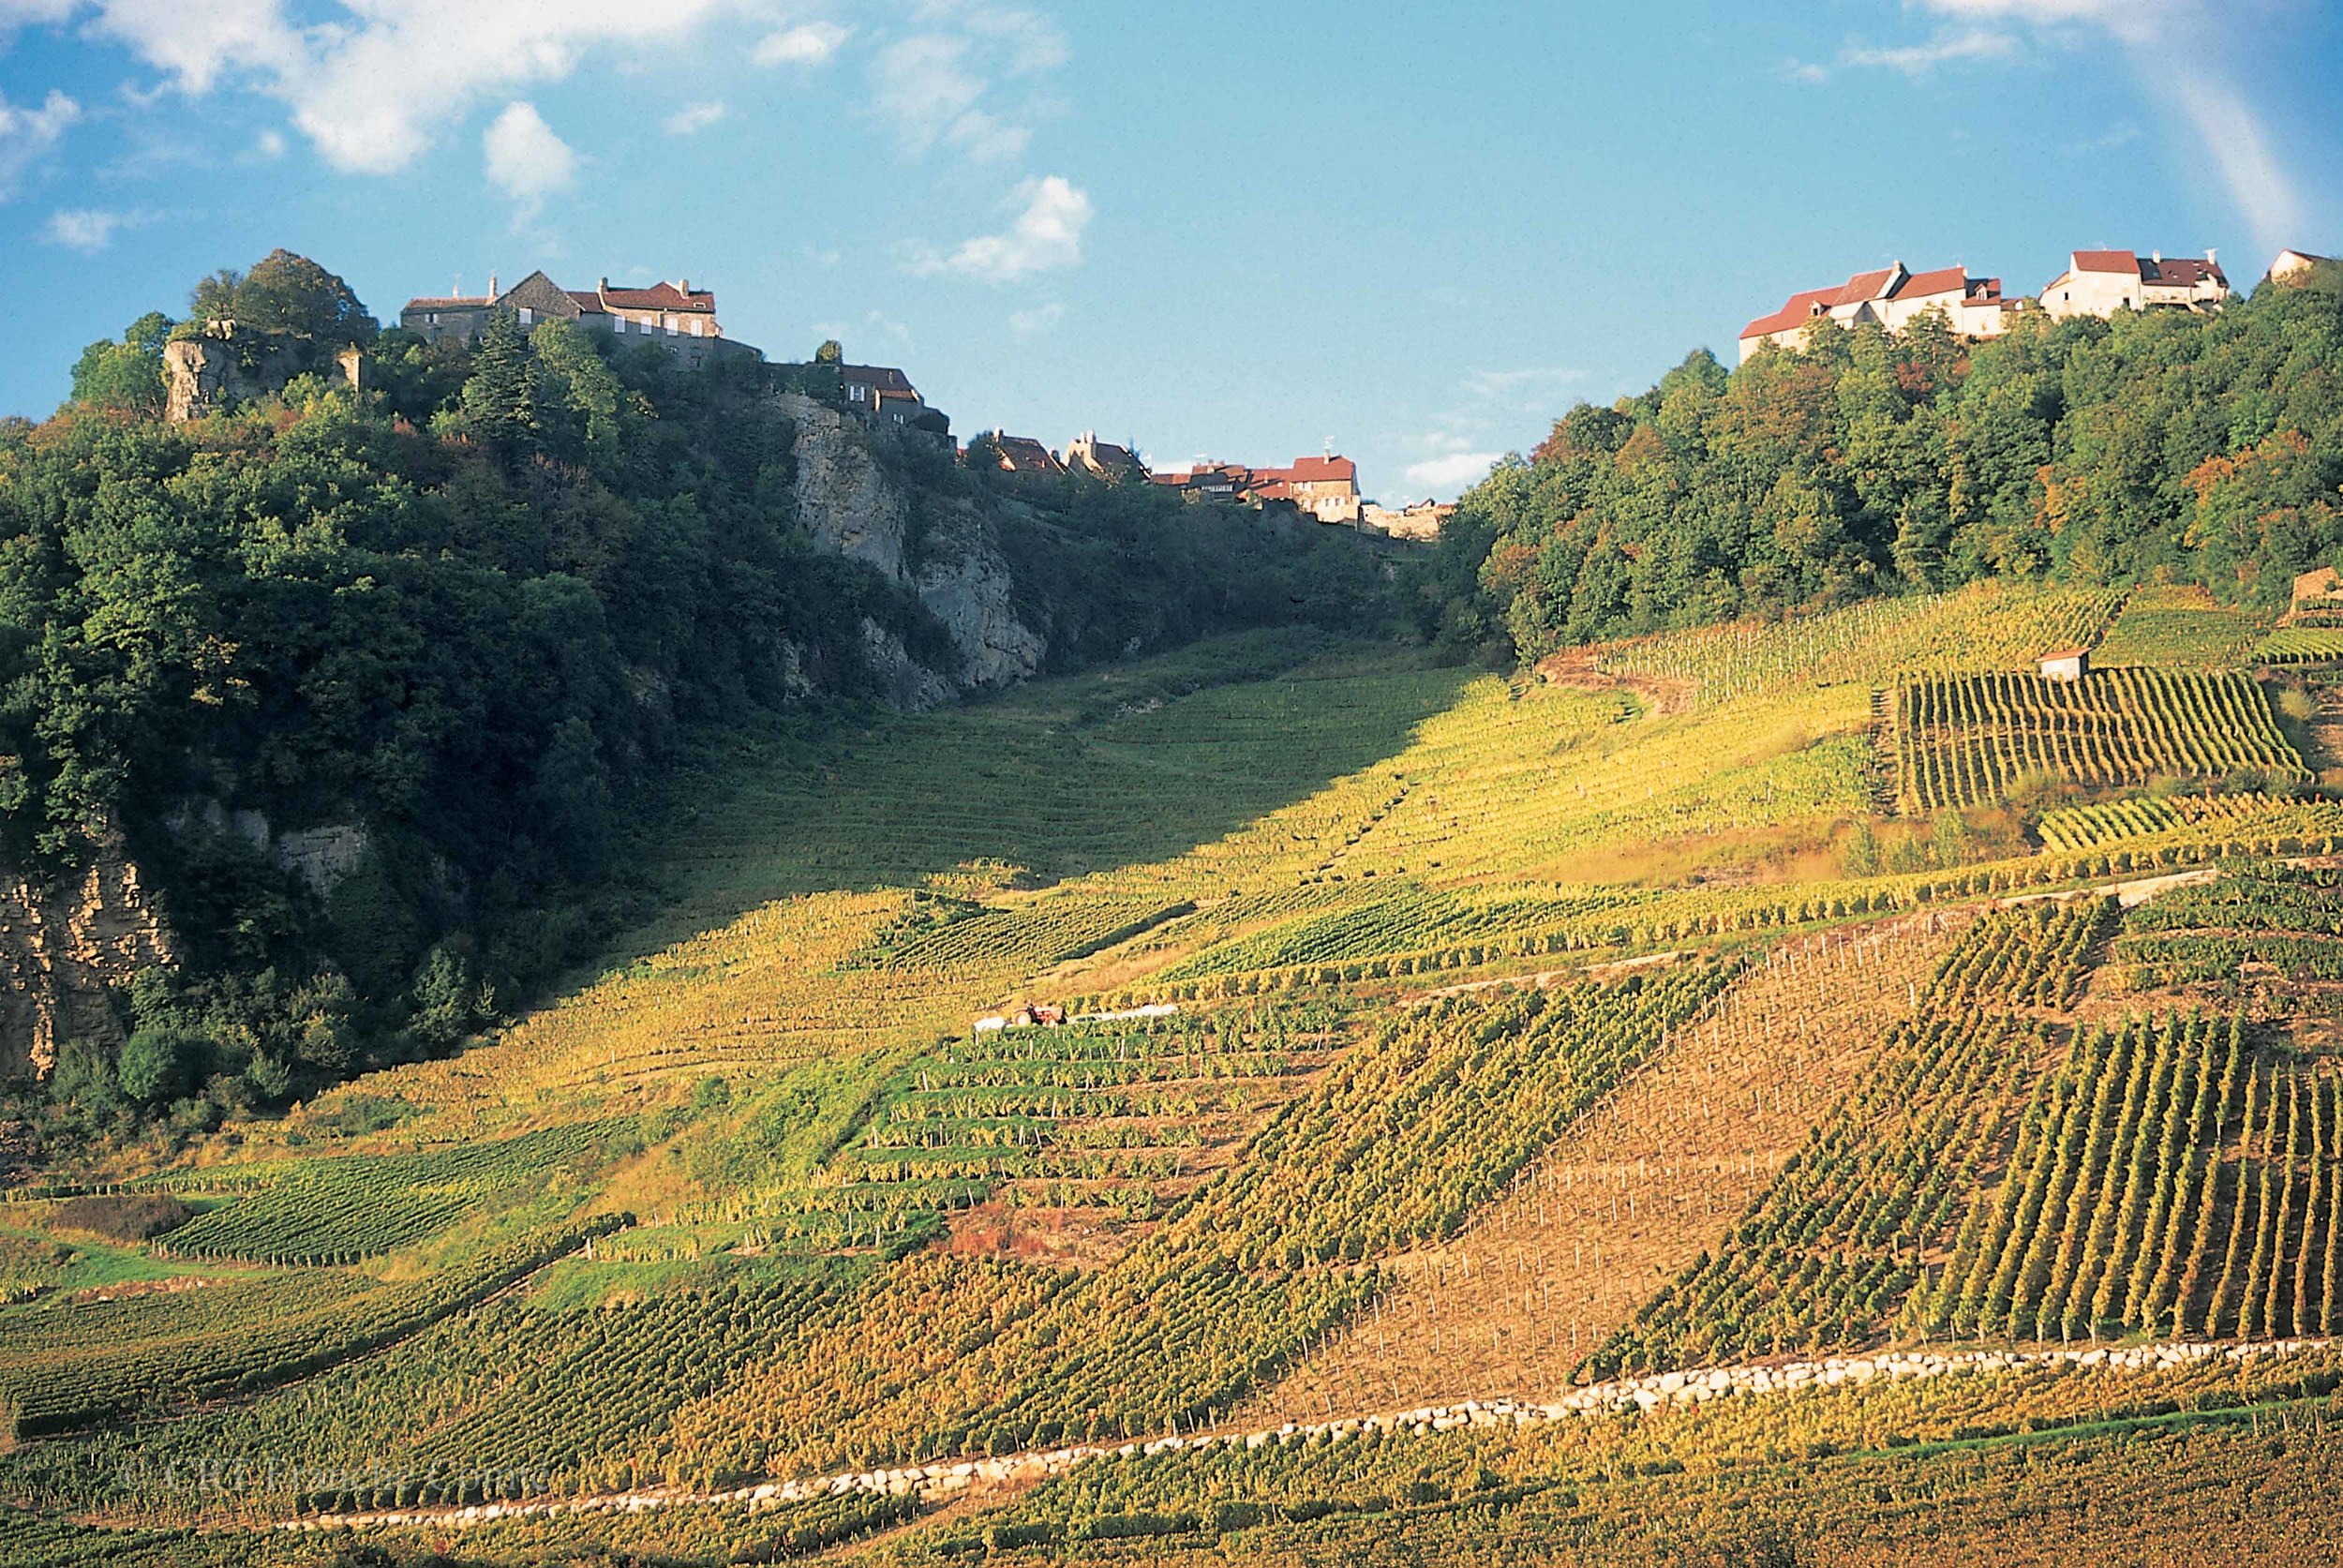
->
[7,582,2343,1566]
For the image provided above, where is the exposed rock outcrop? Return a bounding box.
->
[164,329,366,423]
[781,393,1044,692]
[0,853,175,1079]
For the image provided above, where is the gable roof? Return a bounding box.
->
[840,365,918,396]
[1254,455,1356,485]
[992,435,1065,474]
[1898,264,1971,300]
[2068,248,2139,276]
[598,279,715,313]
[1741,287,1840,341]
[2141,255,2225,287]
[404,294,493,311]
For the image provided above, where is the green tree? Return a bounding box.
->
[190,249,378,343]
[117,1026,200,1105]
[67,311,172,416]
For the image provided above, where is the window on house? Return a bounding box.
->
[518,306,534,326]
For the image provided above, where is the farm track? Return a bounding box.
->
[257,1334,2339,1539]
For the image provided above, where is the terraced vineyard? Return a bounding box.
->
[2037,791,2288,851]
[1588,901,2111,1375]
[155,1121,625,1265]
[2091,584,2269,669]
[6,597,2342,1566]
[2257,627,2343,665]
[1892,667,2308,813]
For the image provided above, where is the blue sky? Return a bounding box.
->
[1,1,2337,499]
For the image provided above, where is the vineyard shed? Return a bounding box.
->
[2040,648,2090,682]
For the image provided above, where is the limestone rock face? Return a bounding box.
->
[0,852,176,1079]
[782,393,1044,694]
[858,619,957,711]
[163,330,366,423]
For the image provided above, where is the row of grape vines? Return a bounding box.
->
[1893,668,2308,813]
[1583,901,2108,1375]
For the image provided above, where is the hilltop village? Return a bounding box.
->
[395,270,1455,541]
[1739,241,2334,361]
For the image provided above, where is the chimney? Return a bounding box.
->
[2206,247,2217,265]
[2152,249,2161,263]
[680,277,691,293]
[488,273,498,299]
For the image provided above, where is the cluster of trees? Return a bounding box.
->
[4,252,1396,1142]
[1427,273,2343,662]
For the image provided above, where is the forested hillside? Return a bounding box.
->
[1429,271,2343,661]
[0,253,1394,1140]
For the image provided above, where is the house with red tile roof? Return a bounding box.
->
[1739,261,2025,363]
[2040,249,2231,321]
[1245,455,1362,523]
[399,270,755,366]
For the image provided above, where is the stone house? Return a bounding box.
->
[399,271,757,367]
[2040,648,2090,682]
[1067,432,1148,481]
[1247,456,1362,524]
[1152,464,1248,502]
[1739,261,2024,363]
[987,436,1067,478]
[2039,250,2231,321]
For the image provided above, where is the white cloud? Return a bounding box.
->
[251,126,287,158]
[43,205,127,250]
[1465,366,1582,408]
[1911,0,2306,251]
[1403,453,1500,494]
[0,1,82,24]
[912,173,1090,281]
[85,0,303,95]
[664,99,726,135]
[754,21,849,67]
[872,34,986,155]
[1008,300,1062,335]
[0,87,79,199]
[1838,27,2018,74]
[483,101,575,225]
[869,4,1066,163]
[31,0,735,175]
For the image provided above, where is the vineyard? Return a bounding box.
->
[1588,582,2123,709]
[2256,627,2343,665]
[1588,902,2110,1375]
[2090,584,2269,669]
[1262,916,1967,1416]
[1891,667,2309,813]
[153,1121,625,1265]
[2036,791,2287,852]
[1914,1012,2337,1342]
[2109,862,2343,1008]
[5,592,2342,1564]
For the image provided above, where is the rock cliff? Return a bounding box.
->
[0,853,175,1079]
[782,394,1044,697]
[163,329,366,423]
